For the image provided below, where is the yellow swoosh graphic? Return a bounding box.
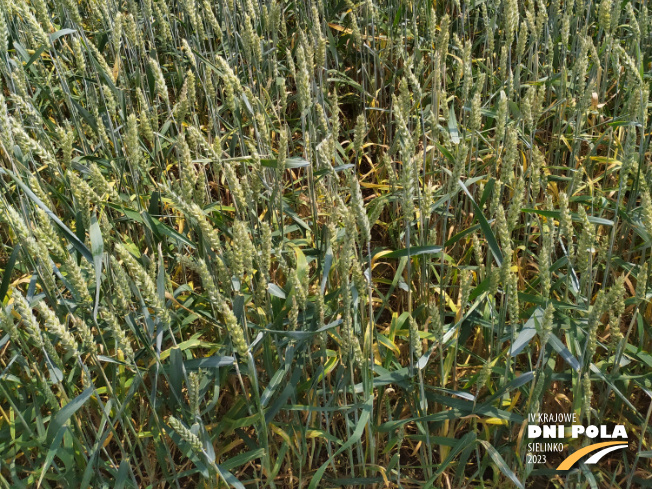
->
[557,441,625,470]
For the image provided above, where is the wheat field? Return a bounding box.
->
[0,0,651,487]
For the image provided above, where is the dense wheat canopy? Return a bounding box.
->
[0,0,651,487]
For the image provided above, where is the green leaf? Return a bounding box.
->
[448,105,460,144]
[49,28,77,43]
[379,409,471,432]
[115,460,130,489]
[480,371,535,408]
[266,319,342,339]
[219,449,266,472]
[381,245,442,259]
[142,211,197,248]
[1,169,94,263]
[267,283,286,299]
[424,432,477,488]
[26,45,48,68]
[509,307,544,356]
[479,440,525,489]
[182,355,235,370]
[260,368,287,408]
[104,202,144,222]
[89,213,103,320]
[261,157,310,169]
[424,393,524,422]
[321,246,333,293]
[548,333,581,371]
[308,397,373,489]
[445,223,481,247]
[521,208,614,226]
[480,178,495,207]
[38,424,66,487]
[71,100,98,134]
[0,244,20,302]
[458,179,503,266]
[353,367,411,393]
[326,477,385,486]
[47,387,93,443]
[37,387,93,486]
